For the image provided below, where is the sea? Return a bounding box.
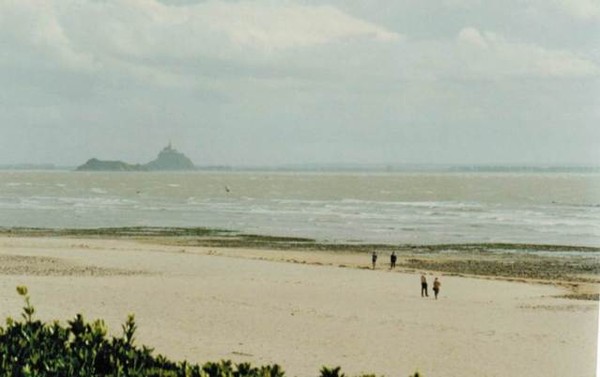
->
[0,170,599,247]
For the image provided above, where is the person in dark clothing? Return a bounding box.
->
[433,277,441,299]
[390,251,397,269]
[371,251,378,269]
[421,274,429,297]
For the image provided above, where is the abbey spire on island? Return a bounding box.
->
[76,143,196,171]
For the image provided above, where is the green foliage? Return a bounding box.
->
[318,366,421,377]
[320,366,345,377]
[1,287,423,377]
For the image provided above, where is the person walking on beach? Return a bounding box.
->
[433,277,441,299]
[371,251,378,269]
[390,251,397,269]
[421,274,429,297]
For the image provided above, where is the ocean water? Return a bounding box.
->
[0,171,599,246]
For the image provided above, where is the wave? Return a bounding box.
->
[0,172,598,246]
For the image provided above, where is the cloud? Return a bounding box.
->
[457,27,488,49]
[27,0,400,56]
[551,0,600,20]
[2,0,595,91]
[0,0,403,91]
[455,26,599,78]
[0,1,97,72]
[197,2,402,50]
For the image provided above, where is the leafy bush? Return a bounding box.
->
[1,286,421,377]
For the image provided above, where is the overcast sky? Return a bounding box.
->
[0,0,598,166]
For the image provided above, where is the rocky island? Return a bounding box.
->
[76,143,195,171]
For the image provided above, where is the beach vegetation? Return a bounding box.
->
[1,286,421,377]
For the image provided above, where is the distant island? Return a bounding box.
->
[76,143,195,171]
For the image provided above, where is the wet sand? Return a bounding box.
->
[0,236,597,376]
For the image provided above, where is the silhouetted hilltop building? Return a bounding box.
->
[76,143,196,171]
[145,143,195,171]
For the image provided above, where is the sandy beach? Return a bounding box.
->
[0,236,597,377]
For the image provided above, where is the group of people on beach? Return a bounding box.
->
[421,274,441,299]
[371,251,442,299]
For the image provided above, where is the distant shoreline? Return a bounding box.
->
[2,164,600,173]
[2,226,599,250]
[2,227,598,292]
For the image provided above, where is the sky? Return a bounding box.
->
[0,0,599,167]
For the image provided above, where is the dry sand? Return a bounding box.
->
[0,236,597,377]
